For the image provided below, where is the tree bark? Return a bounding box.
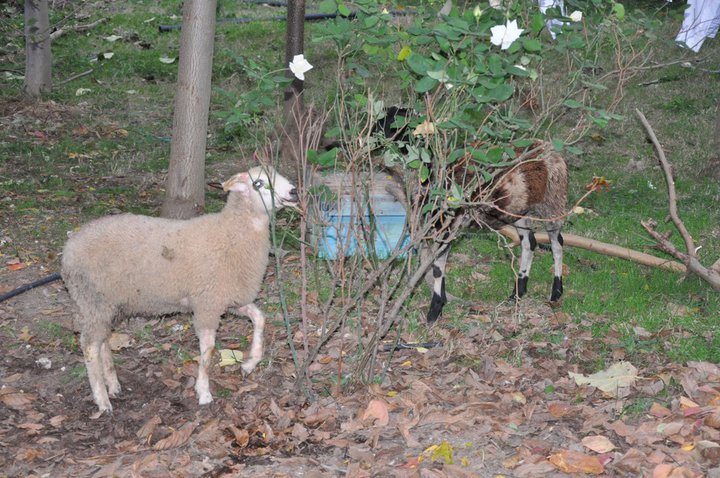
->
[24,0,52,98]
[161,0,217,219]
[282,0,306,168]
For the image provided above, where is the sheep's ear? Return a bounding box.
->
[222,173,250,193]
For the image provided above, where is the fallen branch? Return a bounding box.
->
[499,227,686,273]
[635,109,720,291]
[50,18,106,41]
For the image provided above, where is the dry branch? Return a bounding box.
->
[499,226,686,273]
[635,109,720,291]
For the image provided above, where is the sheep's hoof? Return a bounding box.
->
[241,360,258,374]
[108,383,121,398]
[197,392,213,405]
[91,404,113,419]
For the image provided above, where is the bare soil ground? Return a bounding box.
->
[2,260,720,477]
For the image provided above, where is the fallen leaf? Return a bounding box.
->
[0,389,37,410]
[152,421,196,450]
[412,120,435,137]
[218,349,244,367]
[548,450,604,474]
[360,399,390,427]
[568,361,637,397]
[581,435,615,453]
[137,415,162,440]
[228,426,249,447]
[108,332,131,350]
[104,34,122,42]
[159,55,176,64]
[649,402,672,418]
[7,262,27,271]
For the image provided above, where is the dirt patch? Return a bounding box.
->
[0,265,717,477]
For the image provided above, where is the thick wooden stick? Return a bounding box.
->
[499,226,687,273]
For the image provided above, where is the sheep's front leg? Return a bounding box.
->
[236,303,265,374]
[194,326,217,405]
[511,218,536,300]
[80,333,112,413]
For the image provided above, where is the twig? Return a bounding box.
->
[49,18,106,40]
[635,109,720,291]
[57,68,94,86]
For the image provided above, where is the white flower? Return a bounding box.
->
[473,5,482,19]
[569,10,583,22]
[489,0,503,9]
[490,19,524,50]
[289,54,313,81]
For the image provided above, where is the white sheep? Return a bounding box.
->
[61,166,298,413]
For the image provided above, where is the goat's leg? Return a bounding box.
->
[100,339,121,397]
[511,218,536,300]
[546,222,565,302]
[236,303,265,374]
[427,247,450,323]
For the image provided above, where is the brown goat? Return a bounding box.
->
[426,141,568,322]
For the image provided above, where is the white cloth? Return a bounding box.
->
[537,0,565,39]
[675,0,720,52]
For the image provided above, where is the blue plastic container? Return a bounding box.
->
[316,192,410,260]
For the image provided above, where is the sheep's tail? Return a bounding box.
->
[0,273,62,302]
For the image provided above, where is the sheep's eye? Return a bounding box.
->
[252,179,264,190]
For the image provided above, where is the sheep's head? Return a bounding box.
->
[222,166,299,211]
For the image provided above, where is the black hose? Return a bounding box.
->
[159,11,358,32]
[0,273,62,302]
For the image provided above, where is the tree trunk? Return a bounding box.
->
[24,0,52,98]
[161,0,217,219]
[281,0,306,169]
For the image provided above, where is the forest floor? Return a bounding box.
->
[2,250,720,477]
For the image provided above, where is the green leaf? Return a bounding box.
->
[318,0,337,14]
[530,13,545,33]
[397,45,411,61]
[363,14,379,27]
[420,164,430,182]
[552,138,564,151]
[612,2,625,20]
[338,3,352,16]
[415,76,439,93]
[485,83,514,102]
[406,53,431,75]
[523,38,542,52]
[563,99,583,109]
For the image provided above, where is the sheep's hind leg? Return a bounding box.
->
[511,218,536,301]
[80,331,112,413]
[236,304,265,374]
[546,222,564,302]
[100,339,121,397]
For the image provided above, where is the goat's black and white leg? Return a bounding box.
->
[546,221,564,302]
[511,217,536,301]
[427,247,449,323]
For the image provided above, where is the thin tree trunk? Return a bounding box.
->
[282,0,306,167]
[24,0,52,98]
[161,0,217,219]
